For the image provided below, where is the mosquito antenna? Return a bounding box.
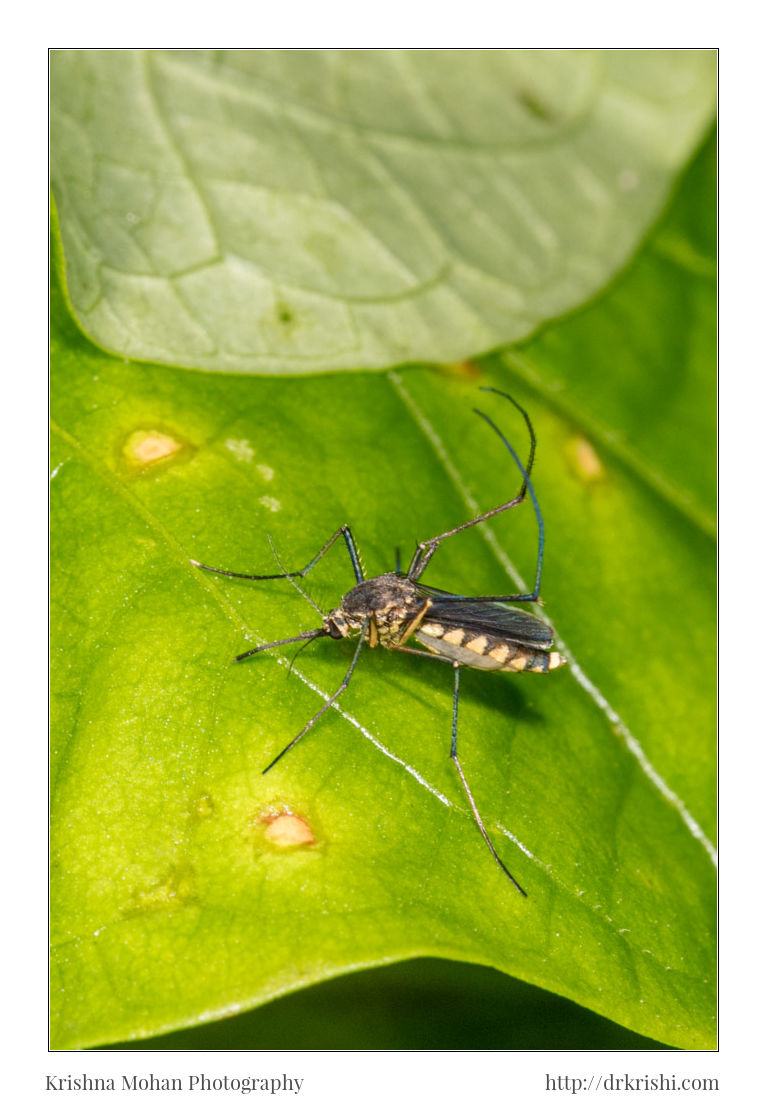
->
[266,535,324,617]
[472,400,545,600]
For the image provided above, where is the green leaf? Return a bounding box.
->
[51,49,715,373]
[108,958,667,1051]
[51,128,714,1052]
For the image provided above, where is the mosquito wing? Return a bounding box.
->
[415,583,554,650]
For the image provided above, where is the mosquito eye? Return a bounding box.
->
[326,618,346,639]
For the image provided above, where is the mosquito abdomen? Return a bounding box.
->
[416,623,566,673]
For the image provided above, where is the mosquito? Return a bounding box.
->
[192,388,566,896]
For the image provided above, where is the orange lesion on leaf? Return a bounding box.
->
[256,807,316,848]
[120,427,194,475]
[124,429,181,464]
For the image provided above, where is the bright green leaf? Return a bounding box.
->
[51,49,715,374]
[51,100,715,1051]
[110,958,667,1051]
[504,131,716,538]
[51,140,714,1051]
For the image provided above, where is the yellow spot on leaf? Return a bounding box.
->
[439,360,481,380]
[126,863,197,916]
[191,793,215,820]
[125,430,181,465]
[120,426,194,476]
[261,811,315,847]
[567,435,604,483]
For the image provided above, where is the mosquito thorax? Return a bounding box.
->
[344,573,418,614]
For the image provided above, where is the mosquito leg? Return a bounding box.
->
[266,534,324,617]
[407,391,543,599]
[473,405,544,601]
[449,663,527,896]
[192,523,365,585]
[234,627,327,663]
[433,590,541,604]
[408,483,529,583]
[261,621,369,774]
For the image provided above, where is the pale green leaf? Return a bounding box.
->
[51,49,715,373]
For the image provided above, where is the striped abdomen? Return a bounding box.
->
[415,621,565,673]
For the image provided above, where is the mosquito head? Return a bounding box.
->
[324,607,367,639]
[324,608,352,639]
